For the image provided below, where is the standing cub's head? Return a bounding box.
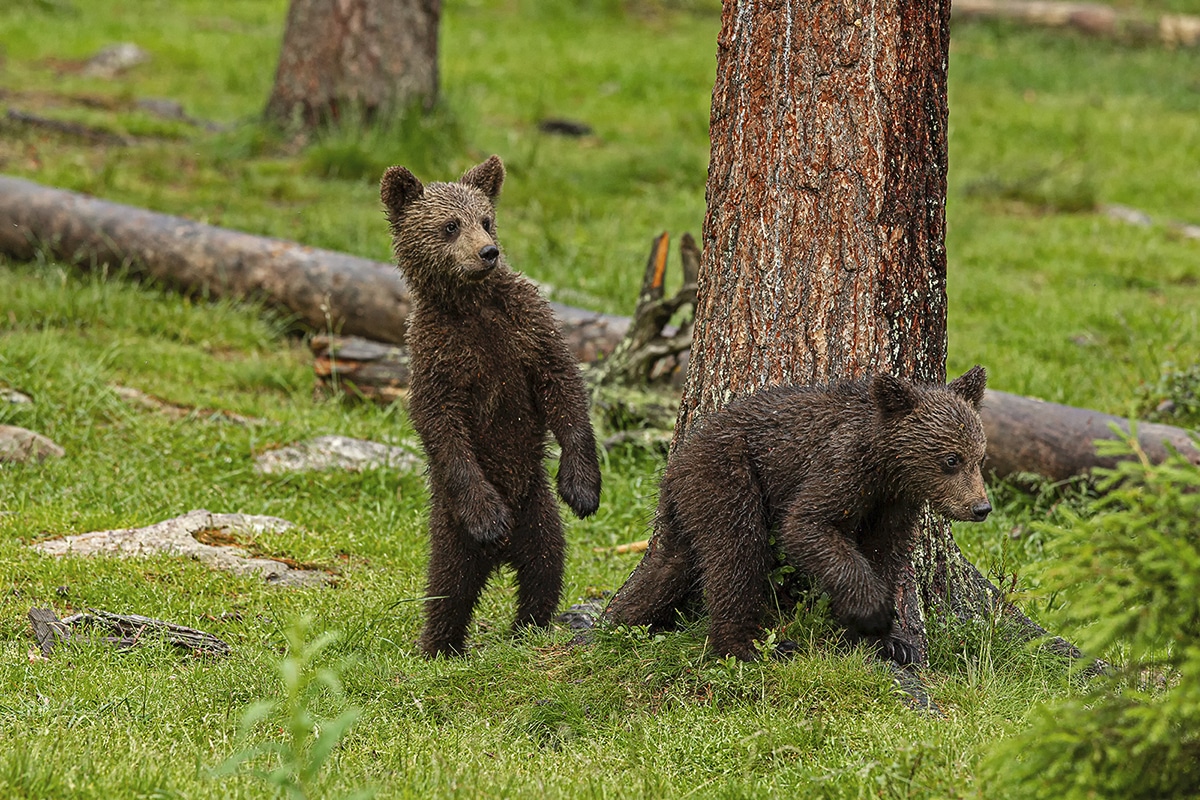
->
[870,365,992,523]
[380,156,507,292]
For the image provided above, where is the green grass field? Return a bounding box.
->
[1,1,1198,797]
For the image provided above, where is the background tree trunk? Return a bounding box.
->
[654,0,997,667]
[265,0,440,128]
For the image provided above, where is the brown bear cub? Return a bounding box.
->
[604,367,991,665]
[380,156,601,658]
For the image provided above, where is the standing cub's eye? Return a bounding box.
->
[443,220,459,236]
[942,454,961,472]
[481,217,493,233]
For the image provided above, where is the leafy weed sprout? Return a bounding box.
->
[214,617,371,800]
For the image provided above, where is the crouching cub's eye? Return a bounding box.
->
[443,220,460,237]
[941,454,961,473]
[481,217,493,234]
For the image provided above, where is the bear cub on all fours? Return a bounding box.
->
[604,367,992,666]
[380,155,601,658]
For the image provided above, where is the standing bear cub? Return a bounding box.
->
[381,156,601,658]
[604,367,991,665]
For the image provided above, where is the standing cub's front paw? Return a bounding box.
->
[557,451,601,518]
[459,481,513,543]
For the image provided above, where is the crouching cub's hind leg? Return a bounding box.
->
[677,477,777,661]
[604,494,698,632]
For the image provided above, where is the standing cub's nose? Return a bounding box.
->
[971,502,992,521]
[479,245,500,267]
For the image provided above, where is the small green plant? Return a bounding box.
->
[214,617,370,800]
[1137,361,1200,429]
[985,431,1200,799]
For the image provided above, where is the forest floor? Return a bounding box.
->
[1,1,1198,797]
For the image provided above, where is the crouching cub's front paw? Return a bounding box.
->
[840,630,918,667]
[460,482,513,543]
[557,451,601,518]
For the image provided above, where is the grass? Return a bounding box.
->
[1,1,1199,797]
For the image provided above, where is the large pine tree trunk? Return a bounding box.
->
[622,0,1001,667]
[265,0,440,128]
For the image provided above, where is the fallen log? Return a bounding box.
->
[953,0,1200,48]
[980,390,1199,482]
[0,176,632,355]
[0,175,411,343]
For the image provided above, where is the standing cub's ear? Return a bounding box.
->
[380,166,425,221]
[947,365,987,408]
[459,155,505,203]
[871,373,919,417]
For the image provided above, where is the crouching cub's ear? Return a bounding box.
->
[459,155,505,203]
[380,166,425,223]
[947,365,987,409]
[871,373,919,418]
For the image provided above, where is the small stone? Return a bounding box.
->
[2,388,32,404]
[254,435,422,474]
[83,43,150,78]
[0,426,65,464]
[32,509,331,588]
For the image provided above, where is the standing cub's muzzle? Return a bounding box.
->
[479,245,499,268]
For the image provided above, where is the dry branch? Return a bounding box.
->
[589,231,697,388]
[953,0,1200,47]
[5,109,132,145]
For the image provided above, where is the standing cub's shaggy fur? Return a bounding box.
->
[604,367,991,665]
[381,156,601,658]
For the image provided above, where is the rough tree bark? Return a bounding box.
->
[265,0,441,128]
[611,0,1018,669]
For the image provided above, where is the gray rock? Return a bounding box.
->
[0,425,64,464]
[32,509,331,588]
[254,435,422,474]
[83,43,150,78]
[2,388,32,404]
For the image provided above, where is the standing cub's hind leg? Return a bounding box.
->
[420,506,496,658]
[508,478,567,632]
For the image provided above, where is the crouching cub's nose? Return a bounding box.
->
[479,245,500,268]
[970,501,992,521]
